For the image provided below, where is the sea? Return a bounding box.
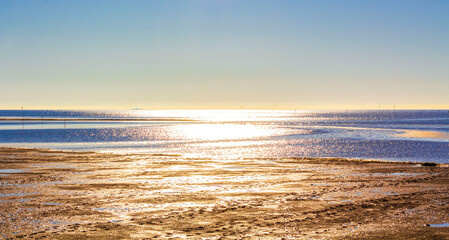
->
[0,110,448,163]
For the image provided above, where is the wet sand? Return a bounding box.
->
[396,129,449,139]
[0,147,448,239]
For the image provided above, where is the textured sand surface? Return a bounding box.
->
[0,147,448,239]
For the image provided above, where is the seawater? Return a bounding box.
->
[0,110,448,163]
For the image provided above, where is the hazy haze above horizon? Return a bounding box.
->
[0,0,448,110]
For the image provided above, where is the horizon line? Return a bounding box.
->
[0,107,448,111]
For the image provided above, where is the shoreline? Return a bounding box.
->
[1,146,446,165]
[0,147,448,239]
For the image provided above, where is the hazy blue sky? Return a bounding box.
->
[1,0,448,109]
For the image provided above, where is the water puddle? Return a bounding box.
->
[386,172,425,176]
[4,180,70,188]
[427,223,449,227]
[42,202,62,206]
[0,192,38,197]
[109,219,123,223]
[31,164,78,169]
[94,207,141,212]
[345,172,425,177]
[0,169,26,173]
[49,220,69,225]
[369,188,398,195]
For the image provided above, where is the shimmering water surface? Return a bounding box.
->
[0,110,448,163]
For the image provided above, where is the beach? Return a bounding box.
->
[2,0,448,238]
[0,147,448,239]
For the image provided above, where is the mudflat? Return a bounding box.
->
[0,147,448,239]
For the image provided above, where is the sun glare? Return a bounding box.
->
[174,124,278,141]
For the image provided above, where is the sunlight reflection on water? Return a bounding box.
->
[173,124,281,141]
[0,110,448,162]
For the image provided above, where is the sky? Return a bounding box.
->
[0,0,448,110]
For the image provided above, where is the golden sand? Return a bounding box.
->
[0,148,448,239]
